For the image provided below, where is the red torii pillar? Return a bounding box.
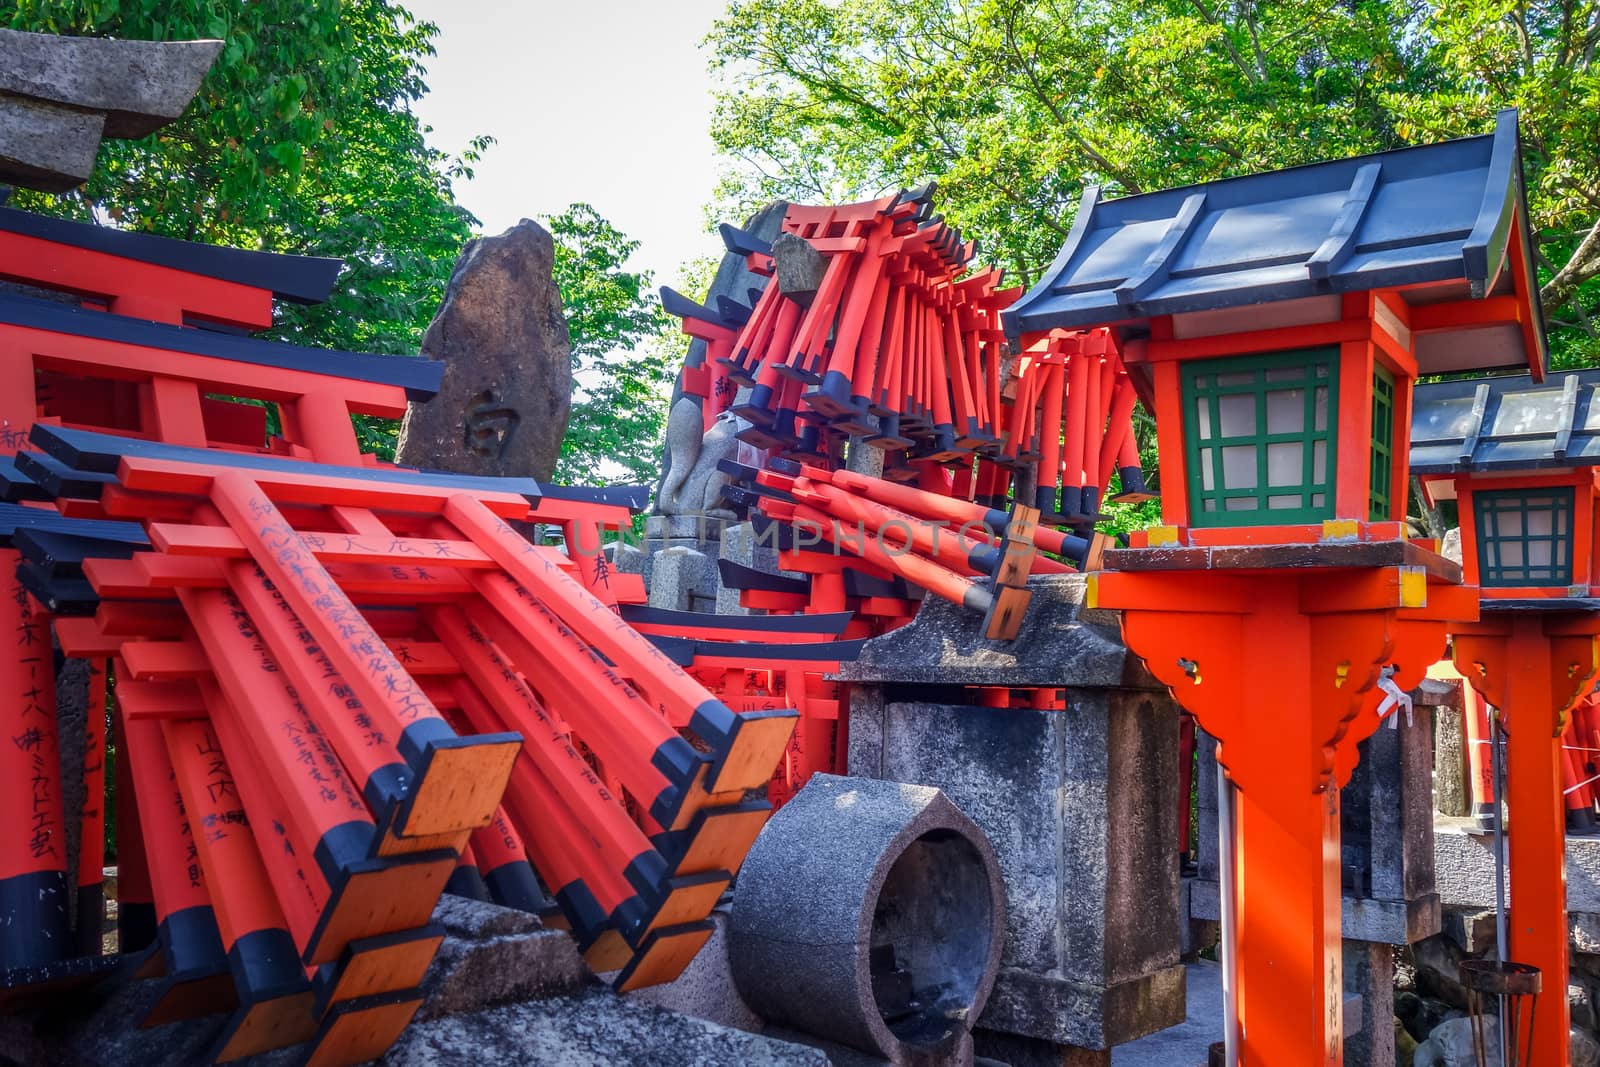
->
[1090,560,1473,1066]
[1451,609,1600,1067]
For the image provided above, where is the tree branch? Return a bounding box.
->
[1188,0,1264,83]
[1540,213,1600,310]
[999,7,1144,193]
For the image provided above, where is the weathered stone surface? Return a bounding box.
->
[657,404,742,519]
[415,897,590,1020]
[1343,941,1397,1067]
[1434,817,1600,916]
[1196,732,1220,883]
[430,893,547,939]
[845,575,1184,1052]
[1194,885,1437,953]
[772,232,828,307]
[715,522,761,615]
[863,696,1184,1049]
[1433,691,1471,817]
[1178,880,1219,960]
[1396,988,1461,1048]
[1574,979,1597,1034]
[649,546,717,612]
[0,28,221,136]
[1441,908,1498,955]
[1440,527,1462,565]
[1111,960,1223,1066]
[836,574,1159,690]
[1341,702,1440,934]
[653,201,786,507]
[1408,1016,1600,1067]
[847,437,885,478]
[54,657,91,942]
[628,908,762,1033]
[648,513,729,541]
[730,774,1006,1063]
[36,979,275,1067]
[1576,913,1600,956]
[0,28,221,192]
[0,97,103,193]
[384,988,832,1067]
[1578,1026,1600,1067]
[614,538,649,574]
[1192,696,1440,946]
[1110,960,1365,1066]
[397,220,572,481]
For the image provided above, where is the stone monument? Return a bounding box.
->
[397,220,573,481]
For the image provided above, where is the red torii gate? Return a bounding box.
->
[0,202,799,1065]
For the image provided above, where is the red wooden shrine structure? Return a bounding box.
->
[6,102,1590,1067]
[1010,112,1542,1065]
[1411,367,1600,1066]
[0,204,800,1065]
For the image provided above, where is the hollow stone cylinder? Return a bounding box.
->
[729,773,1005,1064]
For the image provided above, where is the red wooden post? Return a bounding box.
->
[445,494,796,794]
[0,563,71,971]
[1093,567,1470,1066]
[206,471,519,842]
[75,657,109,957]
[1061,346,1090,517]
[1453,614,1600,1067]
[1035,360,1065,514]
[469,805,547,913]
[121,715,232,1024]
[162,718,319,1061]
[179,588,456,965]
[462,576,712,825]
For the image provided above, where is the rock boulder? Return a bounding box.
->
[397,220,573,481]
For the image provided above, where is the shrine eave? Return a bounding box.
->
[0,291,442,400]
[1411,369,1600,474]
[1005,109,1544,377]
[0,204,343,305]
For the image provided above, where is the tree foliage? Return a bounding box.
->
[707,0,1600,367]
[546,205,676,486]
[5,0,488,458]
[3,5,676,482]
[5,0,488,358]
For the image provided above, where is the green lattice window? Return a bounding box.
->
[1369,364,1395,521]
[1182,348,1338,527]
[1473,487,1575,587]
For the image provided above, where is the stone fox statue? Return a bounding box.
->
[657,397,739,520]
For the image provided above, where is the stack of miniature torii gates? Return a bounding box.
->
[664,186,1148,518]
[652,188,1143,805]
[0,181,1154,1063]
[0,205,799,1065]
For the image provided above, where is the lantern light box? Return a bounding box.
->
[1413,369,1600,599]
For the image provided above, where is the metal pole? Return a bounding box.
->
[1217,755,1240,1067]
[1492,706,1511,1066]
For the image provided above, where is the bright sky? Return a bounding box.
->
[403,0,730,288]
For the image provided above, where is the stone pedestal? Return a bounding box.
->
[839,575,1186,1055]
[1342,941,1397,1067]
[1340,698,1441,945]
[649,546,718,613]
[1431,682,1471,817]
[716,521,780,616]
